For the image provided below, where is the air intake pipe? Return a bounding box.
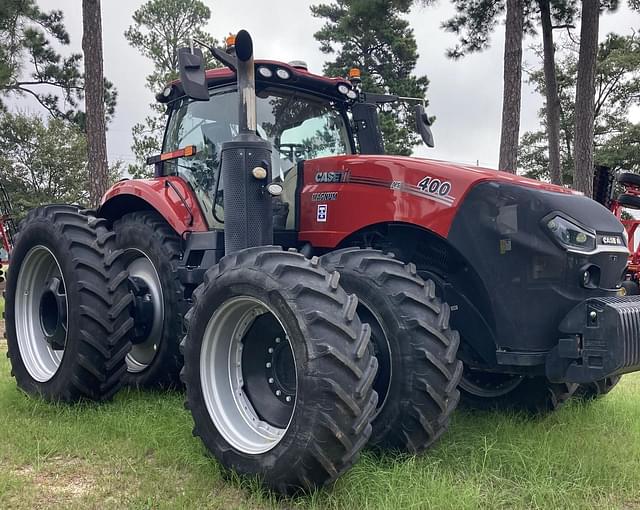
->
[207,30,273,255]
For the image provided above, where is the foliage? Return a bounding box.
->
[124,0,218,176]
[311,0,429,155]
[441,0,578,58]
[0,113,121,220]
[0,0,116,127]
[520,33,640,182]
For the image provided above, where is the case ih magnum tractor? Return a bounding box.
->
[5,31,640,492]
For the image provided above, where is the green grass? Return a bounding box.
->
[0,335,639,509]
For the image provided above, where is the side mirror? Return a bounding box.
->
[178,47,209,101]
[415,104,435,148]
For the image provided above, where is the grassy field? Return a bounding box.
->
[0,310,639,509]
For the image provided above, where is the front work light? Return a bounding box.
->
[545,215,596,252]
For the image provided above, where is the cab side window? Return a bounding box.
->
[163,89,237,228]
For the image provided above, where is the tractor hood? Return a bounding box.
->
[323,154,578,205]
[301,154,624,244]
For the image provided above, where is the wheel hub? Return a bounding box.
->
[241,313,296,428]
[266,337,296,403]
[123,251,164,373]
[38,276,67,350]
[129,275,155,344]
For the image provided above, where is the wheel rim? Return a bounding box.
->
[15,246,67,382]
[357,301,391,420]
[200,296,297,454]
[124,250,164,373]
[459,367,524,398]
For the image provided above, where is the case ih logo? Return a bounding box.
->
[601,235,623,246]
[315,171,350,183]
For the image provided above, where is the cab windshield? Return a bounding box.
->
[163,86,352,227]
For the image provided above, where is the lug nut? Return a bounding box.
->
[275,337,281,344]
[268,377,274,384]
[266,362,272,368]
[285,396,292,402]
[275,390,282,396]
[268,347,274,354]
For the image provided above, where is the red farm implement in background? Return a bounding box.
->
[593,166,640,295]
[0,180,15,285]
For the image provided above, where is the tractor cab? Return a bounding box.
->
[158,66,355,230]
[152,43,432,231]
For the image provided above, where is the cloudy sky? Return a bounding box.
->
[8,1,640,169]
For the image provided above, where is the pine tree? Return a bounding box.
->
[520,33,640,181]
[311,0,429,156]
[572,0,620,196]
[0,0,116,125]
[124,0,218,176]
[82,0,109,206]
[442,0,576,174]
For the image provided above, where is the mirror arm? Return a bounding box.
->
[193,37,238,71]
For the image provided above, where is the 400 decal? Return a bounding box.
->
[417,176,452,197]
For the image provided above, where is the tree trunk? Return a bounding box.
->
[573,0,600,197]
[82,0,108,207]
[539,0,562,185]
[498,0,524,173]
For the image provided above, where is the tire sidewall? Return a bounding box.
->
[114,215,182,386]
[184,268,320,478]
[6,216,85,397]
[333,271,404,440]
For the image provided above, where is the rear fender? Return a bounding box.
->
[99,177,208,236]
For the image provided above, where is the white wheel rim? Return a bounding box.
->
[200,296,297,454]
[125,249,164,373]
[15,245,67,382]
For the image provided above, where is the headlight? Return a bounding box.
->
[545,215,596,252]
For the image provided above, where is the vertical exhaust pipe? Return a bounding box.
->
[219,30,273,255]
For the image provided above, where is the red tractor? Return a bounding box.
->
[5,31,640,493]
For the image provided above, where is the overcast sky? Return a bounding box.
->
[7,1,640,170]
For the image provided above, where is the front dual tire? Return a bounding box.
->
[181,247,378,493]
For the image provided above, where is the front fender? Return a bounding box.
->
[99,177,208,235]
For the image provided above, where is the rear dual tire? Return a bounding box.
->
[113,211,184,389]
[181,247,378,493]
[4,205,133,402]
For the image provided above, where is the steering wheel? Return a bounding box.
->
[278,143,307,161]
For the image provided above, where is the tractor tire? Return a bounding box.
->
[617,172,640,188]
[180,247,378,494]
[4,205,133,402]
[617,193,640,210]
[574,375,622,400]
[320,248,462,453]
[459,369,577,414]
[113,211,184,389]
